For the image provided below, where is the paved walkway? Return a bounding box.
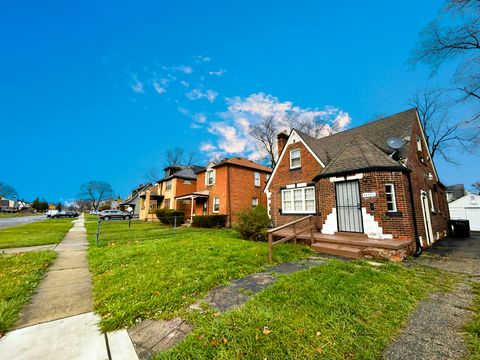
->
[128,257,325,359]
[385,234,480,359]
[0,214,138,360]
[0,215,46,229]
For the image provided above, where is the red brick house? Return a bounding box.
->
[176,157,272,224]
[265,108,450,260]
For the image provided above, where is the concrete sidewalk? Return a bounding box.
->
[0,214,138,359]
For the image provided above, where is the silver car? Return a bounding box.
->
[99,210,131,221]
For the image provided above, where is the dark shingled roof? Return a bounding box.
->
[317,136,407,178]
[297,108,417,166]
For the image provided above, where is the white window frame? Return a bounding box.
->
[385,184,397,212]
[165,180,172,191]
[290,149,301,169]
[281,186,315,214]
[213,197,220,213]
[416,137,422,152]
[252,197,259,208]
[254,172,260,187]
[206,169,215,186]
[429,189,435,212]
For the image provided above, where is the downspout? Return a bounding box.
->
[227,166,232,226]
[407,171,422,257]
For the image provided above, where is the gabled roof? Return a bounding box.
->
[161,166,199,182]
[296,108,417,166]
[315,136,408,179]
[197,157,272,173]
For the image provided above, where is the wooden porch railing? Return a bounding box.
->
[268,215,315,263]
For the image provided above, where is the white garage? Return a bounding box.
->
[449,194,480,231]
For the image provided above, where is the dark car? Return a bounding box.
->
[52,211,79,218]
[99,210,131,221]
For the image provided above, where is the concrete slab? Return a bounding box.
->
[0,312,108,360]
[107,330,139,360]
[1,244,57,254]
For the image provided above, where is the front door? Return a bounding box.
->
[336,180,363,233]
[420,190,434,245]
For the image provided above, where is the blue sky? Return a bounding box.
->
[1,0,478,203]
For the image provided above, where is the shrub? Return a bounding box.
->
[233,206,271,241]
[192,215,228,228]
[155,208,185,225]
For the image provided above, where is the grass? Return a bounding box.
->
[465,282,480,359]
[0,213,43,218]
[159,260,456,359]
[85,219,313,332]
[0,251,57,334]
[0,218,73,249]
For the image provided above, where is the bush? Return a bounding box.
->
[156,208,185,225]
[192,215,228,228]
[233,206,271,241]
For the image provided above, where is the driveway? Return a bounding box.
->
[0,215,46,230]
[410,231,480,276]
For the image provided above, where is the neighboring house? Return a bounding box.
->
[119,183,152,216]
[176,157,272,224]
[446,184,466,203]
[139,164,202,221]
[0,198,16,211]
[265,108,450,261]
[110,195,123,210]
[449,193,480,231]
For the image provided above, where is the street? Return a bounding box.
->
[0,215,46,230]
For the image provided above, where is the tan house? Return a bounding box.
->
[139,164,202,221]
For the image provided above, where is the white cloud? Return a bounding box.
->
[193,55,211,63]
[186,88,218,102]
[198,92,351,160]
[200,142,216,151]
[209,69,226,76]
[174,65,193,74]
[180,80,190,87]
[131,75,144,94]
[153,81,166,94]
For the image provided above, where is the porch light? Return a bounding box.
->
[424,173,434,181]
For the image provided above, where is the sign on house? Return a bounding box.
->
[362,192,377,198]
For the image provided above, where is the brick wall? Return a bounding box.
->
[267,140,323,227]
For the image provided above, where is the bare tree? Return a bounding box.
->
[251,116,279,168]
[144,166,162,183]
[165,148,185,166]
[0,181,17,199]
[410,88,479,162]
[78,181,114,210]
[186,151,197,165]
[410,0,480,119]
[473,180,480,194]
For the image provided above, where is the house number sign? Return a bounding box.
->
[362,192,377,198]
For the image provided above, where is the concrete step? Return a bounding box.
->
[311,242,363,259]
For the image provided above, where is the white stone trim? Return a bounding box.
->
[361,208,393,240]
[329,173,364,183]
[286,184,295,189]
[321,208,337,234]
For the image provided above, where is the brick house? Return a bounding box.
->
[176,157,272,224]
[265,108,450,260]
[139,164,202,221]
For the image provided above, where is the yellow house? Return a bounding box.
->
[139,165,201,221]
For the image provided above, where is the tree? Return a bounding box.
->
[0,181,17,199]
[410,88,479,162]
[78,181,114,210]
[145,147,197,183]
[165,147,185,166]
[250,116,278,168]
[473,180,480,194]
[31,197,41,211]
[410,0,480,120]
[56,202,62,211]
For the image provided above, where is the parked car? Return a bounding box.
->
[99,210,131,221]
[90,210,100,215]
[52,211,79,218]
[46,209,59,218]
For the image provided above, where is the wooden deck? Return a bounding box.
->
[273,229,411,259]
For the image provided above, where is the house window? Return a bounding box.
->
[252,197,259,208]
[164,199,171,209]
[290,149,301,169]
[213,197,220,212]
[254,172,260,187]
[165,180,172,191]
[206,170,215,186]
[281,186,315,214]
[416,137,422,152]
[184,180,191,185]
[429,189,435,212]
[385,184,397,212]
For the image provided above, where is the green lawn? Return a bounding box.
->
[0,218,73,249]
[159,260,456,359]
[465,282,480,359]
[85,219,312,332]
[0,251,57,334]
[0,213,43,218]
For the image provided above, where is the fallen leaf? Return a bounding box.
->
[212,312,221,317]
[210,337,218,347]
[316,331,321,337]
[255,334,259,341]
[315,347,323,353]
[262,327,271,335]
[221,335,228,344]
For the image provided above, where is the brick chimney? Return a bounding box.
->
[277,132,289,156]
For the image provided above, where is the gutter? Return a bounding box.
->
[407,171,422,257]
